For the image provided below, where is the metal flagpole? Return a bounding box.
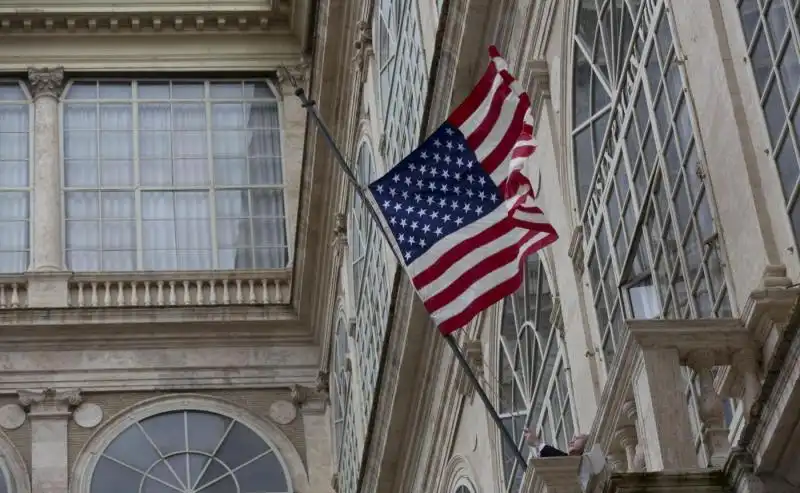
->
[281,67,528,472]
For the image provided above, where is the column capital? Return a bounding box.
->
[621,399,637,421]
[27,67,65,100]
[276,59,310,92]
[615,425,638,449]
[18,388,81,417]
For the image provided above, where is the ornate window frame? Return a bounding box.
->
[70,394,310,493]
[438,455,481,493]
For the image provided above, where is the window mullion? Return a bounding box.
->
[96,98,104,269]
[133,82,143,271]
[205,82,218,270]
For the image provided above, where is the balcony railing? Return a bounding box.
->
[0,276,26,308]
[68,270,292,308]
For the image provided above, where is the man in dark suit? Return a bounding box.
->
[524,428,589,458]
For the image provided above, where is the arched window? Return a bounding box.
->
[348,141,392,422]
[330,314,351,462]
[572,0,731,366]
[454,486,473,493]
[89,409,292,493]
[498,254,572,493]
[61,79,287,271]
[350,142,377,297]
[374,0,399,118]
[0,81,30,273]
[737,0,800,242]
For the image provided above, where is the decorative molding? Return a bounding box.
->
[268,400,297,425]
[568,225,585,275]
[456,339,484,397]
[352,19,373,84]
[0,404,26,430]
[276,57,311,88]
[73,403,103,429]
[0,10,282,35]
[19,388,81,417]
[27,67,64,99]
[289,383,327,411]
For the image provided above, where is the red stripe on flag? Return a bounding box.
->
[465,83,512,151]
[447,63,499,128]
[480,97,532,175]
[435,232,559,334]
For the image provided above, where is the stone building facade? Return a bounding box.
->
[0,0,797,493]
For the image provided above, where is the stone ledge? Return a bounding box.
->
[524,456,584,493]
[601,470,730,493]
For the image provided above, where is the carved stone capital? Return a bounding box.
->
[332,212,348,252]
[352,19,374,83]
[686,348,717,371]
[27,67,64,99]
[621,399,637,422]
[615,425,638,449]
[456,339,484,397]
[315,370,330,395]
[18,388,81,417]
[289,384,327,412]
[276,59,311,89]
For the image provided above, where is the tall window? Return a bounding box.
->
[379,0,428,167]
[572,0,731,367]
[90,410,291,493]
[498,254,572,493]
[375,0,400,118]
[738,0,800,241]
[348,142,391,422]
[331,315,351,463]
[62,80,287,272]
[331,315,359,493]
[0,82,30,273]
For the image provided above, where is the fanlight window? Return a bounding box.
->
[498,254,572,493]
[90,410,291,493]
[572,0,731,367]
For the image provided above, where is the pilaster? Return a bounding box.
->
[686,349,731,467]
[631,345,696,470]
[275,60,310,267]
[19,388,81,493]
[290,382,335,493]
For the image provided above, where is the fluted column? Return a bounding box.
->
[615,426,639,473]
[27,67,64,272]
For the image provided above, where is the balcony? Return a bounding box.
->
[68,270,291,308]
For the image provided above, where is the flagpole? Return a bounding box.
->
[281,67,529,472]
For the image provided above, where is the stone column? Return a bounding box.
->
[26,67,71,308]
[290,377,335,493]
[27,67,65,273]
[19,388,81,493]
[732,347,762,419]
[687,350,730,467]
[631,346,697,471]
[615,426,638,473]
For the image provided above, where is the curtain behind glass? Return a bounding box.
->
[0,83,30,273]
[64,80,287,272]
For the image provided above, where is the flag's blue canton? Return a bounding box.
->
[368,123,503,264]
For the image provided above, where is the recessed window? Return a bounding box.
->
[62,80,287,272]
[90,410,291,493]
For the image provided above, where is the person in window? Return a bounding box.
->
[523,428,589,458]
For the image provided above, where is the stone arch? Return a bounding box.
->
[0,426,31,493]
[437,454,481,493]
[70,394,310,493]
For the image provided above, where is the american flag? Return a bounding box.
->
[367,46,558,334]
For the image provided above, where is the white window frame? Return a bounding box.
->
[58,78,289,272]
